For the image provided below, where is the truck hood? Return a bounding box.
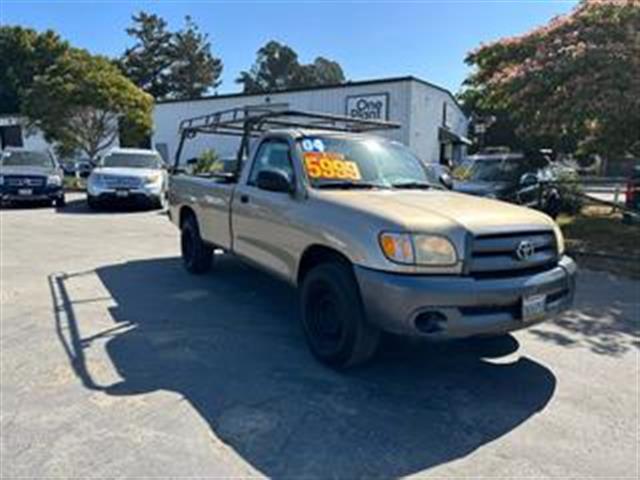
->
[92,167,160,177]
[316,189,555,235]
[0,165,57,177]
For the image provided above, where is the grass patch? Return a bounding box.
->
[64,176,86,192]
[557,206,640,278]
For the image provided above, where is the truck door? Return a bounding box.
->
[231,138,299,281]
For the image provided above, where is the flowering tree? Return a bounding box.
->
[461,0,640,158]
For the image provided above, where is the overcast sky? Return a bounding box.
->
[0,0,578,95]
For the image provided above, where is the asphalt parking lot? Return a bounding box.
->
[1,193,638,478]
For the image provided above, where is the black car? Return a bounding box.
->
[623,164,640,224]
[0,148,66,207]
[453,152,564,217]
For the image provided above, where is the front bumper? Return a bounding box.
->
[355,255,576,339]
[87,184,163,204]
[1,185,63,202]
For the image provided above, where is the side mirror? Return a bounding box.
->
[185,158,198,166]
[256,169,294,193]
[520,173,539,187]
[439,172,453,189]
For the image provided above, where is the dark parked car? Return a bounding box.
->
[623,164,639,224]
[453,152,565,218]
[0,148,66,207]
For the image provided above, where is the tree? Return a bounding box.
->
[167,16,223,99]
[237,41,301,94]
[461,0,640,158]
[295,57,346,88]
[120,12,222,100]
[23,49,153,160]
[119,12,174,99]
[0,26,69,114]
[237,41,346,93]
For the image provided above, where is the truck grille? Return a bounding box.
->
[103,176,141,189]
[468,230,558,278]
[5,176,45,187]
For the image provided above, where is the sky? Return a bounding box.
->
[0,0,578,95]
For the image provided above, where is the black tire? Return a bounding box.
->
[300,261,381,368]
[54,194,66,208]
[87,195,99,210]
[181,215,213,274]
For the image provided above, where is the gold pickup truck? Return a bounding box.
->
[168,108,576,368]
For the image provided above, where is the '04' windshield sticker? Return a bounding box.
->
[303,152,361,180]
[301,138,326,152]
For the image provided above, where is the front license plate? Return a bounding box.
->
[522,294,547,322]
[18,188,32,195]
[116,190,129,197]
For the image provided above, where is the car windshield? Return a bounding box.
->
[298,136,438,189]
[103,152,162,169]
[0,150,54,168]
[466,158,526,182]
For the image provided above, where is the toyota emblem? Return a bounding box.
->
[516,240,535,261]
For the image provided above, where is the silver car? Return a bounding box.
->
[87,148,167,209]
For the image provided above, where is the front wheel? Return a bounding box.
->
[300,262,380,368]
[181,215,213,274]
[54,194,66,208]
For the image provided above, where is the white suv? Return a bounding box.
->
[87,148,167,209]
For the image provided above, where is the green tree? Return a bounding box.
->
[23,49,153,160]
[461,0,640,158]
[295,57,345,88]
[0,26,69,114]
[237,41,301,94]
[167,16,223,99]
[119,12,174,99]
[237,41,346,93]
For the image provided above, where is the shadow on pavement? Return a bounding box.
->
[55,196,162,215]
[50,256,556,478]
[528,270,639,357]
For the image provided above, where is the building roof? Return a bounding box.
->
[156,75,463,111]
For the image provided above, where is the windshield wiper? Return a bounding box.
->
[391,181,439,190]
[315,181,386,190]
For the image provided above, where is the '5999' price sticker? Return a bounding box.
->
[303,152,361,180]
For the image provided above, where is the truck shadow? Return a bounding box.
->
[50,256,556,478]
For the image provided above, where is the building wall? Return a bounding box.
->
[407,81,469,164]
[0,115,119,159]
[152,78,462,166]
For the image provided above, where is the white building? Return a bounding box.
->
[0,115,120,159]
[152,76,470,167]
[0,116,51,151]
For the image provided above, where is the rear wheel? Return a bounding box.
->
[300,261,380,368]
[181,215,213,274]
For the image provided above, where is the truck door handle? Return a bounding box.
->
[240,194,249,204]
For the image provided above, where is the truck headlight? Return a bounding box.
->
[144,173,162,184]
[413,234,458,266]
[47,175,62,187]
[553,223,565,255]
[379,233,458,266]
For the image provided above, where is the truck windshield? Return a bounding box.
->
[0,150,53,168]
[103,153,162,169]
[298,136,438,189]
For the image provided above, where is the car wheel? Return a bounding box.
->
[87,195,99,210]
[54,194,66,208]
[300,261,381,368]
[181,215,213,274]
